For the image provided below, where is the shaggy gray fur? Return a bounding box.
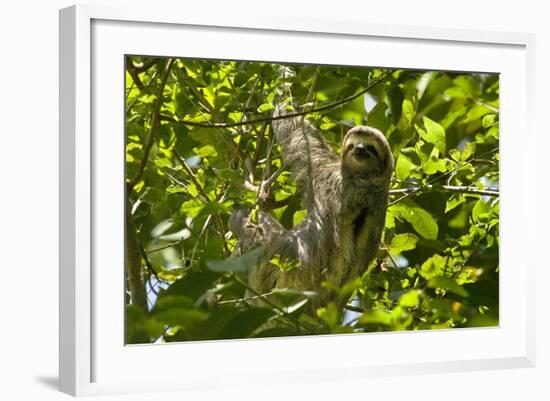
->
[229,106,394,311]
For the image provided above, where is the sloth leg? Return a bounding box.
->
[229,209,307,260]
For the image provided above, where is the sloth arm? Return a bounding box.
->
[271,110,340,205]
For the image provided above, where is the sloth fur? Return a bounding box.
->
[230,106,394,310]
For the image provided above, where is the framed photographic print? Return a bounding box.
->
[59,4,536,396]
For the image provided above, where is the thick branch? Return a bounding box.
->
[126,67,144,90]
[125,196,148,311]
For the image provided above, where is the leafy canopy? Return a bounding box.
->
[124,57,499,343]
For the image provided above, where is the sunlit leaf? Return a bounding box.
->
[419,254,446,279]
[419,117,446,154]
[391,201,439,240]
[358,309,392,326]
[395,154,416,180]
[445,195,466,213]
[390,233,419,253]
[428,276,469,297]
[399,290,421,308]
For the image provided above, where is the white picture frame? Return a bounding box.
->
[59,4,536,397]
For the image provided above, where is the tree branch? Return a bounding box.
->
[344,304,366,313]
[126,66,144,90]
[231,275,311,331]
[173,150,211,202]
[132,57,158,73]
[125,197,148,311]
[389,148,499,206]
[389,185,498,198]
[166,71,391,129]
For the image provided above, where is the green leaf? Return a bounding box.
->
[423,158,447,175]
[254,327,299,338]
[399,290,421,307]
[257,103,275,113]
[444,86,468,99]
[482,114,497,129]
[388,84,404,124]
[472,199,490,222]
[196,201,231,219]
[420,117,446,154]
[187,128,220,145]
[445,195,466,213]
[395,154,416,180]
[151,295,209,326]
[215,168,244,184]
[293,209,307,226]
[194,145,217,157]
[398,98,415,130]
[150,219,175,238]
[161,270,220,302]
[143,188,165,204]
[206,247,264,273]
[428,276,469,297]
[218,307,277,339]
[180,199,203,218]
[390,233,419,253]
[366,101,390,132]
[419,254,446,279]
[317,302,341,329]
[358,309,392,326]
[391,201,438,240]
[125,305,151,344]
[213,94,231,110]
[453,75,476,97]
[283,298,310,314]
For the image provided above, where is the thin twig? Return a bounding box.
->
[231,275,311,332]
[173,150,230,255]
[472,98,499,113]
[217,289,280,305]
[126,69,159,114]
[344,304,366,313]
[189,188,230,263]
[173,150,211,201]
[385,248,400,268]
[147,241,184,254]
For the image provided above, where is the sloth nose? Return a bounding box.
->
[354,143,368,154]
[353,143,371,158]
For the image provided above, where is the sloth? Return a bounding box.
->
[230,105,394,311]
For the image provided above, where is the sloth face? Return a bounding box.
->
[341,126,392,177]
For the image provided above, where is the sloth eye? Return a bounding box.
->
[366,144,379,158]
[347,143,354,151]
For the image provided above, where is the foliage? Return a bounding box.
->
[124,56,499,344]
